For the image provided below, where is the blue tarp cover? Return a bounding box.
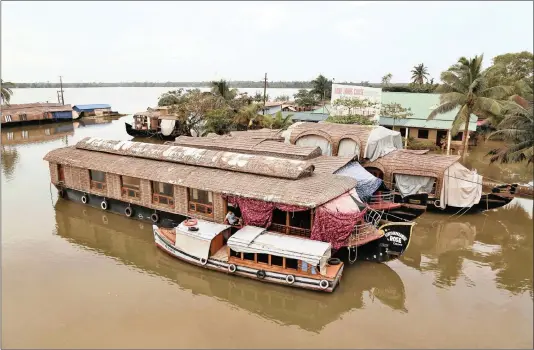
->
[335,161,383,202]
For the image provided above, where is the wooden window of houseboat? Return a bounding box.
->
[229,248,241,259]
[152,181,174,207]
[271,255,283,267]
[243,253,255,261]
[188,188,213,216]
[285,258,298,270]
[270,209,311,237]
[4,115,12,122]
[257,253,269,264]
[19,113,27,121]
[121,176,141,199]
[89,170,107,191]
[57,164,65,182]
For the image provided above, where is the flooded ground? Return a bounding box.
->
[1,98,533,348]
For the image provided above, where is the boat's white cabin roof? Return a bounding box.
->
[228,226,332,266]
[176,219,231,241]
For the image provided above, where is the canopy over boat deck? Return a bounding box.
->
[285,122,403,161]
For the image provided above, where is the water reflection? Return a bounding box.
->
[1,145,20,181]
[400,200,533,297]
[53,199,408,332]
[1,122,74,146]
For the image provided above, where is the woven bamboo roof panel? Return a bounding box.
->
[364,149,461,180]
[44,147,357,208]
[310,155,354,174]
[173,135,322,160]
[1,103,73,116]
[75,137,314,180]
[229,128,284,141]
[287,122,376,159]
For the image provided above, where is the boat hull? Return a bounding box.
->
[1,118,73,128]
[337,222,415,263]
[427,193,514,213]
[125,122,178,141]
[58,187,185,228]
[153,228,342,293]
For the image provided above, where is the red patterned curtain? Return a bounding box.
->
[311,206,367,249]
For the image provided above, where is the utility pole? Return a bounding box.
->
[263,73,267,115]
[59,76,65,105]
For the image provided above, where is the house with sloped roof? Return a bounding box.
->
[379,92,478,152]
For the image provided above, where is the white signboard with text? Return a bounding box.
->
[330,83,382,120]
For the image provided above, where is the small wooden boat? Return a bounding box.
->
[125,108,182,140]
[153,219,344,292]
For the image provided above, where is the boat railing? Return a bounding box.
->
[269,223,311,237]
[367,191,395,204]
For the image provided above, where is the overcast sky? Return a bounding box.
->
[2,1,533,83]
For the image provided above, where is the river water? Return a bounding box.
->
[1,88,533,348]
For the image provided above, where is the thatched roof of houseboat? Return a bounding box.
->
[173,135,322,160]
[287,122,374,151]
[1,103,73,116]
[229,128,285,141]
[44,147,357,208]
[75,137,315,180]
[364,149,461,180]
[309,155,354,174]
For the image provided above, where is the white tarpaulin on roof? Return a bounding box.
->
[160,119,176,136]
[394,174,436,197]
[295,135,332,156]
[439,162,482,209]
[172,220,230,261]
[228,227,332,275]
[338,138,361,159]
[364,127,403,161]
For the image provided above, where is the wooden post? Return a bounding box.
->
[446,129,451,156]
[405,128,409,148]
[285,212,290,234]
[263,73,267,115]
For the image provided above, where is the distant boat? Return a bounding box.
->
[1,103,74,127]
[72,104,122,119]
[125,107,183,140]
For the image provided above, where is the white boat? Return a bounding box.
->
[153,218,344,292]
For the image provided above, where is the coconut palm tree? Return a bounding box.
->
[210,79,237,100]
[427,54,513,158]
[262,111,293,130]
[487,95,533,165]
[1,79,15,105]
[381,73,393,87]
[311,74,332,100]
[411,64,429,85]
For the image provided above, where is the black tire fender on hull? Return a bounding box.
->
[60,187,185,228]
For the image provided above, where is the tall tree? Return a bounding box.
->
[489,51,534,89]
[311,74,332,100]
[487,95,533,165]
[1,80,15,105]
[293,89,317,107]
[381,73,393,87]
[381,102,413,128]
[211,79,237,100]
[427,54,514,158]
[411,63,429,85]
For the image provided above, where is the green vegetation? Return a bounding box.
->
[325,115,376,125]
[404,137,440,151]
[381,73,392,87]
[293,89,317,107]
[428,54,515,158]
[1,79,15,104]
[381,102,413,127]
[487,96,533,165]
[311,74,332,100]
[411,63,430,85]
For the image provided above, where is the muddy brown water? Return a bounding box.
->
[1,118,533,348]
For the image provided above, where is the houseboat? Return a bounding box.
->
[281,122,515,214]
[125,107,182,140]
[44,137,415,264]
[173,133,426,222]
[154,219,343,292]
[72,104,122,119]
[1,103,73,127]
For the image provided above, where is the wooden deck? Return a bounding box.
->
[211,246,229,262]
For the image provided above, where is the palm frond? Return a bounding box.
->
[427,101,459,120]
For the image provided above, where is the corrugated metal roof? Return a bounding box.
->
[73,104,111,111]
[380,92,477,131]
[285,111,328,123]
